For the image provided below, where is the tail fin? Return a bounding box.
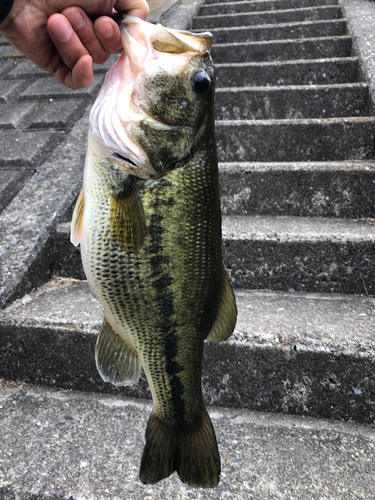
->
[139,410,220,488]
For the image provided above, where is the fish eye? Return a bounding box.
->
[192,71,211,93]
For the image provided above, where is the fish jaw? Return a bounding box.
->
[89,14,215,179]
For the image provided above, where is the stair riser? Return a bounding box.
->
[199,0,338,15]
[0,324,373,423]
[215,59,359,87]
[215,85,371,120]
[193,6,341,29]
[216,120,375,162]
[224,239,375,294]
[219,166,375,218]
[212,37,351,63]
[51,227,375,295]
[203,0,337,6]
[205,20,347,43]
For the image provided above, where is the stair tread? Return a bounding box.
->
[216,82,367,91]
[214,34,351,46]
[195,4,340,18]
[2,278,374,354]
[222,214,375,241]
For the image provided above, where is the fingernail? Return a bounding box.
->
[82,58,93,77]
[100,21,114,40]
[52,19,72,42]
[68,10,85,30]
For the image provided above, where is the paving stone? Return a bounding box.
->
[29,99,89,130]
[0,60,16,76]
[0,111,89,308]
[0,103,34,129]
[0,170,34,213]
[0,131,62,168]
[0,80,24,103]
[0,45,26,61]
[20,75,103,100]
[7,58,50,79]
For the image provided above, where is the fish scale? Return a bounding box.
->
[71,15,237,487]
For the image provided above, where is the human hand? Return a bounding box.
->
[0,0,149,89]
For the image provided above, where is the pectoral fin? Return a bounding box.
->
[206,273,237,344]
[96,318,141,386]
[110,177,146,252]
[70,189,84,246]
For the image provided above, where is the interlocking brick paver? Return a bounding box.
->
[20,75,103,100]
[29,99,88,129]
[0,103,34,128]
[0,80,25,102]
[0,45,26,60]
[0,170,34,213]
[0,130,63,168]
[7,59,48,78]
[0,60,16,76]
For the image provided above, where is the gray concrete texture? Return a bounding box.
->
[0,383,374,499]
[203,19,348,43]
[1,278,375,424]
[193,5,342,29]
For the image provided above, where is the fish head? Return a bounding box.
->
[89,15,215,177]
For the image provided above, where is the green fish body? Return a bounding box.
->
[71,15,237,488]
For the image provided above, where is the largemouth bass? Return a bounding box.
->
[71,15,237,488]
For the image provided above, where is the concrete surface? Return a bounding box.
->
[1,278,375,423]
[0,383,374,499]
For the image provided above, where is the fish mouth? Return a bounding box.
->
[89,15,213,178]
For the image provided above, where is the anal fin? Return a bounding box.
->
[70,188,84,246]
[96,318,141,386]
[206,272,237,344]
[110,176,146,252]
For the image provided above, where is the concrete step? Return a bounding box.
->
[1,279,375,424]
[50,213,375,295]
[216,117,375,162]
[222,215,375,294]
[197,19,348,43]
[0,383,374,498]
[199,0,337,15]
[215,83,372,120]
[192,5,341,29]
[212,36,352,63]
[215,57,359,87]
[218,161,375,218]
